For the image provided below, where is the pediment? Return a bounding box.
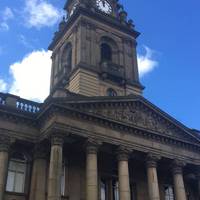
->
[68,97,200,144]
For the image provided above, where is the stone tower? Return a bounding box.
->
[49,0,144,96]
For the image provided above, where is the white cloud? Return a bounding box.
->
[9,50,52,102]
[0,79,7,92]
[0,7,14,31]
[18,34,34,49]
[24,0,63,28]
[2,7,14,21]
[137,46,158,77]
[0,22,9,31]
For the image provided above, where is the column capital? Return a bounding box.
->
[146,153,161,168]
[117,146,132,161]
[33,143,48,159]
[172,159,186,175]
[86,138,102,154]
[50,133,64,146]
[0,135,11,152]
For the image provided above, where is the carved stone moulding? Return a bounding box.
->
[0,135,12,152]
[146,153,161,168]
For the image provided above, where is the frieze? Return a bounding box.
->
[38,103,200,153]
[77,102,196,143]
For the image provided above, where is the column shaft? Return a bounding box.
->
[0,136,10,200]
[86,142,99,200]
[47,136,63,200]
[172,161,187,200]
[198,177,200,199]
[146,154,160,200]
[197,171,200,200]
[118,148,131,200]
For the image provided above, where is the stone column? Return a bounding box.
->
[117,147,131,200]
[197,171,200,200]
[196,172,200,200]
[47,135,64,200]
[146,153,161,200]
[0,135,10,200]
[30,144,47,200]
[86,140,101,200]
[172,160,187,200]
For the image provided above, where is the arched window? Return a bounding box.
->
[107,88,117,97]
[101,43,112,62]
[6,152,27,193]
[61,43,72,75]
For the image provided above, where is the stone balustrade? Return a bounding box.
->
[0,92,41,114]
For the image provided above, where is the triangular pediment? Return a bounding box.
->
[65,96,200,144]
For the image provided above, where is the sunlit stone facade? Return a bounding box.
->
[0,0,200,200]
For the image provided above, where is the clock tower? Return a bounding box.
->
[49,0,144,96]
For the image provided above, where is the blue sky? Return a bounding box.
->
[0,0,199,130]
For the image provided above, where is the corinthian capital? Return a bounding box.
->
[50,133,64,146]
[117,146,132,161]
[0,135,11,152]
[146,153,161,168]
[172,159,186,175]
[86,138,102,154]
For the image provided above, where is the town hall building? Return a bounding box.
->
[0,0,200,200]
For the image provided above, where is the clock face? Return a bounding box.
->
[96,0,112,14]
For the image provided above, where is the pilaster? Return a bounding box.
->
[30,144,48,200]
[0,135,11,200]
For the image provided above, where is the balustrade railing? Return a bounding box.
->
[0,93,6,105]
[0,92,41,114]
[16,99,40,113]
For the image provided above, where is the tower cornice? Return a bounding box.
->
[48,6,140,50]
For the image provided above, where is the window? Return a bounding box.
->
[113,180,119,200]
[107,88,117,97]
[101,179,107,200]
[165,186,174,200]
[6,152,27,193]
[101,43,112,62]
[61,43,72,74]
